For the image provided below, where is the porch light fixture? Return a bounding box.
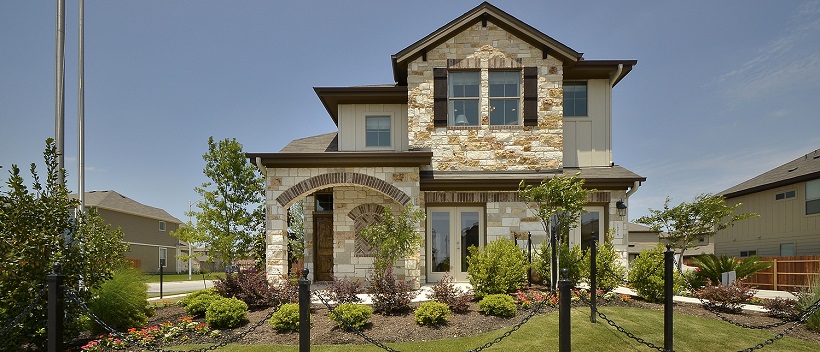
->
[616,200,627,217]
[455,114,469,125]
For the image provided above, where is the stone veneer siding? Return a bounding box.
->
[264,167,422,284]
[407,21,565,171]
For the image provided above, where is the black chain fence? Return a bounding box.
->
[0,284,46,338]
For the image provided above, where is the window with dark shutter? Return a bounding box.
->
[433,68,448,127]
[523,67,538,126]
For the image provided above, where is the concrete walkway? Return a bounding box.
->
[147,280,216,300]
[613,286,795,313]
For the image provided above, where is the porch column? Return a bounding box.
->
[267,203,289,282]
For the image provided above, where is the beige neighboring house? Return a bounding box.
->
[626,222,713,263]
[73,190,184,273]
[247,2,645,284]
[716,149,820,257]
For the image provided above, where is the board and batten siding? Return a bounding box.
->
[337,104,409,152]
[715,181,820,257]
[562,78,612,168]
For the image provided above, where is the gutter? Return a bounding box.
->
[626,180,640,198]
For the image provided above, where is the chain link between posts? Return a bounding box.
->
[0,285,47,337]
[575,290,670,352]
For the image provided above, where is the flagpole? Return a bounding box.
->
[78,0,86,211]
[55,0,66,185]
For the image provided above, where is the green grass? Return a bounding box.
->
[142,272,226,283]
[170,306,819,351]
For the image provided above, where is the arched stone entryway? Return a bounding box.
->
[262,168,421,283]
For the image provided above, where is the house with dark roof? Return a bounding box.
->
[73,190,184,273]
[627,223,712,263]
[715,149,820,257]
[247,2,644,284]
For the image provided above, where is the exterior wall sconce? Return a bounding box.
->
[616,200,627,217]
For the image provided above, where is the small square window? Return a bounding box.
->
[159,221,166,231]
[563,81,587,117]
[365,116,391,147]
[775,190,796,201]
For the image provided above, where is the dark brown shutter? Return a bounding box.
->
[434,68,448,127]
[523,67,538,126]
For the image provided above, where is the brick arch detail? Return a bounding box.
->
[275,172,412,207]
[348,203,385,257]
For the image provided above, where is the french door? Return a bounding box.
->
[567,206,604,250]
[426,207,484,282]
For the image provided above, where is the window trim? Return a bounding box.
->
[159,221,166,231]
[448,70,480,126]
[364,115,393,148]
[488,70,522,126]
[775,189,796,202]
[159,247,167,268]
[806,179,820,216]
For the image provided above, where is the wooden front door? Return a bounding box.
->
[314,214,334,281]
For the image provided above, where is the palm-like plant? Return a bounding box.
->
[691,254,771,285]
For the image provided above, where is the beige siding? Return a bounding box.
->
[337,104,409,151]
[715,181,820,256]
[563,79,612,167]
[98,208,180,246]
[125,243,179,273]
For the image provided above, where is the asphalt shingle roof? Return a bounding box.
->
[720,148,820,198]
[72,190,182,224]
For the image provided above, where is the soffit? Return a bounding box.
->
[314,85,408,126]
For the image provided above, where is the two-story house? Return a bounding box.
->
[74,190,185,273]
[247,2,644,284]
[716,149,820,257]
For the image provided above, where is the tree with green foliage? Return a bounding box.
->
[173,137,264,270]
[636,194,757,269]
[518,173,592,291]
[359,205,425,276]
[0,139,128,349]
[592,230,628,293]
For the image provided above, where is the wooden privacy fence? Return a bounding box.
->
[744,255,820,291]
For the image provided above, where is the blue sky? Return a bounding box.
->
[2,1,819,223]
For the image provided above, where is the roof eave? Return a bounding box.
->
[247,151,433,169]
[314,86,409,125]
[722,170,820,199]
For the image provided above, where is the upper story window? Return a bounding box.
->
[159,221,166,231]
[775,190,796,201]
[563,81,587,117]
[807,179,820,215]
[365,115,391,147]
[448,71,479,126]
[489,71,520,125]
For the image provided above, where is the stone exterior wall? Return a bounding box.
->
[407,21,565,171]
[263,167,422,284]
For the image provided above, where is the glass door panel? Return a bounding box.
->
[430,211,451,273]
[427,207,483,282]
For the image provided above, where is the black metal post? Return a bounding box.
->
[159,264,164,299]
[589,236,598,323]
[47,263,64,352]
[299,268,310,352]
[527,231,532,287]
[550,228,559,292]
[558,268,572,352]
[664,244,674,352]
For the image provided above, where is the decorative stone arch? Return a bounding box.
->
[348,203,385,257]
[275,172,412,207]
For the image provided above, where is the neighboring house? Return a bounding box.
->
[247,2,644,284]
[715,149,820,257]
[73,190,184,273]
[626,223,712,263]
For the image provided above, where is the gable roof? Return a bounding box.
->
[72,190,182,224]
[720,148,820,198]
[390,2,635,86]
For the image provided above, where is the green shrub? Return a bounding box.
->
[328,303,373,331]
[87,267,152,333]
[592,231,627,293]
[477,294,517,317]
[691,254,771,285]
[184,289,223,317]
[467,238,529,298]
[534,242,586,287]
[181,287,219,307]
[682,269,708,291]
[414,301,450,326]
[206,297,248,328]
[268,303,304,332]
[628,244,682,303]
[798,275,820,332]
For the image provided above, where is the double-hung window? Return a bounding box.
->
[365,115,391,147]
[448,71,479,126]
[489,71,520,125]
[807,179,820,215]
[563,81,587,117]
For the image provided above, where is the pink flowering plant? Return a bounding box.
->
[81,316,213,351]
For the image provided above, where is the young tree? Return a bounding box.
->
[518,173,592,291]
[174,137,264,271]
[359,205,425,276]
[0,139,128,349]
[636,194,757,269]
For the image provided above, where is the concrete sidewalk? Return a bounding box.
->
[147,280,216,298]
[613,286,796,313]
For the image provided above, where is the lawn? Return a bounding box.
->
[142,272,225,283]
[172,306,819,352]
